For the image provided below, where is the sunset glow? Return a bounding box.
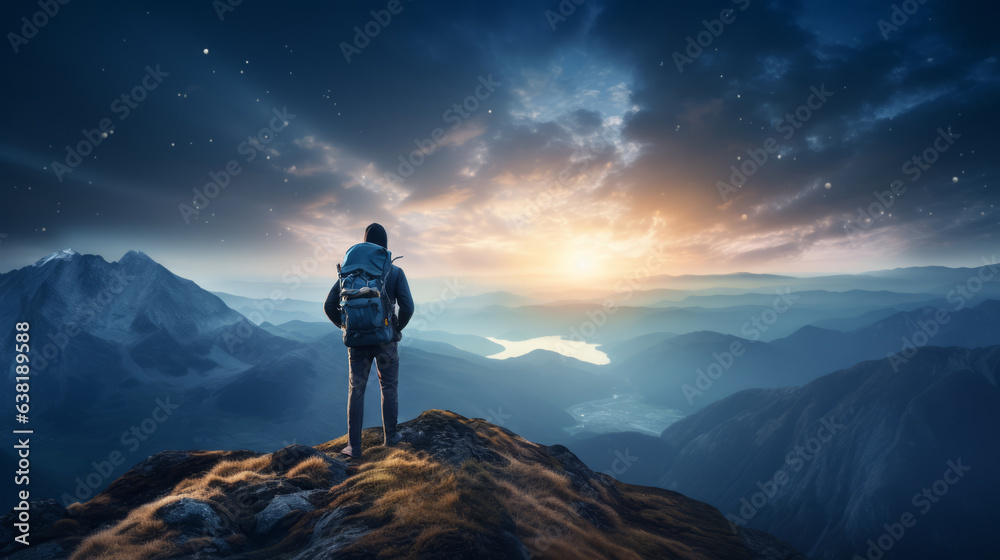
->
[1,1,995,297]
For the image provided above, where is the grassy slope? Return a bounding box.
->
[10,410,802,560]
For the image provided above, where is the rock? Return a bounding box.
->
[255,491,316,537]
[7,409,805,560]
[268,444,349,484]
[158,498,222,537]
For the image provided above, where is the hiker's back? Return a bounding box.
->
[338,242,395,347]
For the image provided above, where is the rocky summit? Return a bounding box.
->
[1,410,804,559]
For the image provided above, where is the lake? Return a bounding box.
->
[484,335,610,365]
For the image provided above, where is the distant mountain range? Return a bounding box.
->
[215,265,1000,346]
[565,345,1000,559]
[653,344,999,559]
[408,276,1000,346]
[643,266,1000,295]
[211,291,326,325]
[211,290,543,326]
[602,299,1000,413]
[3,249,999,558]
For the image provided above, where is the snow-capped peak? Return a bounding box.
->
[33,248,78,267]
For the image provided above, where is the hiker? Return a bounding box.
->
[324,223,414,459]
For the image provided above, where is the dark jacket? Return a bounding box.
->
[324,264,414,340]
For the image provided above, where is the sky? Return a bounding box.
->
[1,0,998,298]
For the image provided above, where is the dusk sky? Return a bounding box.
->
[2,0,997,298]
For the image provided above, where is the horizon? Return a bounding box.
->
[8,246,999,303]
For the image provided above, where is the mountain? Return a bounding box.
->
[601,331,677,362]
[611,331,794,412]
[442,290,540,308]
[398,328,505,356]
[605,300,1000,414]
[0,250,307,507]
[663,266,1000,296]
[259,319,339,342]
[770,300,1000,378]
[0,248,298,424]
[0,251,578,511]
[655,345,1000,559]
[0,410,803,559]
[425,298,941,347]
[848,299,1000,349]
[861,264,1000,294]
[291,264,1000,347]
[672,289,942,310]
[211,292,328,324]
[494,349,613,407]
[643,272,800,291]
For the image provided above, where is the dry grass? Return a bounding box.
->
[286,456,333,487]
[70,453,302,559]
[477,455,637,560]
[323,446,506,557]
[315,433,638,559]
[69,496,184,560]
[64,411,758,560]
[172,455,272,495]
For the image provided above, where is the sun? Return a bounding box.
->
[570,251,598,276]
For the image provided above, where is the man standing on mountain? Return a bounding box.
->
[324,223,414,459]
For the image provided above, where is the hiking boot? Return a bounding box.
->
[385,432,402,446]
[340,444,361,459]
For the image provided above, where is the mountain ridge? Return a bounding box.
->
[1,410,804,560]
[655,344,1000,559]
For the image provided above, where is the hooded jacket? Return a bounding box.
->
[323,224,414,339]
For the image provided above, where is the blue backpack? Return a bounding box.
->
[337,242,399,347]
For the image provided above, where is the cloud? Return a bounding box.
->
[2,0,998,284]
